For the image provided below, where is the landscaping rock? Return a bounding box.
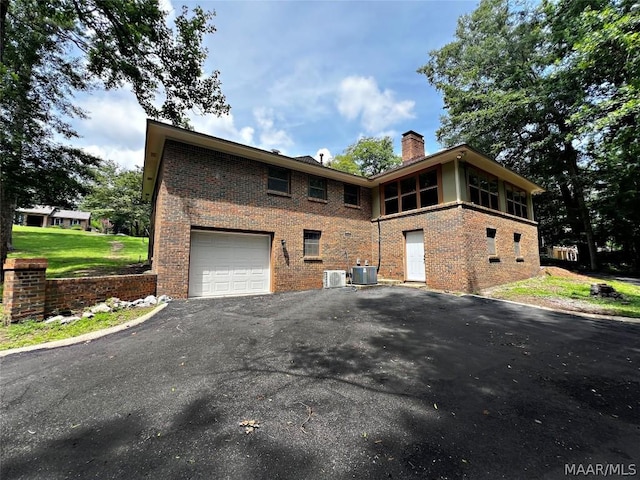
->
[82,311,95,318]
[44,315,65,324]
[158,295,172,303]
[91,303,111,313]
[144,295,157,305]
[59,316,80,325]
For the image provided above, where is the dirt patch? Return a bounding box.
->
[540,266,591,281]
[108,241,125,259]
[508,294,618,316]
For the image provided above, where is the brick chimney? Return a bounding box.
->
[401,131,425,163]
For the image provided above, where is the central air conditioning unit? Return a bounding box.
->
[323,270,346,288]
[352,266,377,285]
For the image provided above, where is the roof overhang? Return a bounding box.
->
[142,121,545,200]
[373,144,545,194]
[142,120,372,201]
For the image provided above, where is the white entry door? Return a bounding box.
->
[189,231,271,297]
[405,230,426,282]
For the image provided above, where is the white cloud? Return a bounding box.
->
[337,76,415,133]
[314,148,332,164]
[268,60,337,118]
[159,0,176,22]
[253,107,294,152]
[82,145,144,170]
[75,92,147,146]
[190,113,254,145]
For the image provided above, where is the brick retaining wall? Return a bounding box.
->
[2,258,48,323]
[45,274,157,315]
[2,258,157,323]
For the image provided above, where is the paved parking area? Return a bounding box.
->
[1,286,639,479]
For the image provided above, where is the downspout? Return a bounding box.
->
[454,157,461,203]
[376,217,382,273]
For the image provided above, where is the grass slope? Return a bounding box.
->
[484,267,640,318]
[0,306,156,351]
[9,226,149,278]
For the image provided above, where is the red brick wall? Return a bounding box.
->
[153,142,373,298]
[373,202,540,292]
[44,274,157,315]
[2,258,48,323]
[152,141,542,297]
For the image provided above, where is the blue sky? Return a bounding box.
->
[72,1,479,169]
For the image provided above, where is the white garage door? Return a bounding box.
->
[189,231,271,298]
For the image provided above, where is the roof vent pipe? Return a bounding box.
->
[319,153,324,165]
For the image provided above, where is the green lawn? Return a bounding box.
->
[8,226,149,278]
[484,269,640,318]
[0,306,156,351]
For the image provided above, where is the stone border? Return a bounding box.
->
[0,303,168,358]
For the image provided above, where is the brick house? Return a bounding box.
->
[143,120,544,299]
[15,206,91,230]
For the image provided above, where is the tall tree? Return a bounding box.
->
[80,161,151,236]
[330,136,401,177]
[0,0,230,275]
[564,0,640,268]
[419,0,601,269]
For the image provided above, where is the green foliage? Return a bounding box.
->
[9,225,148,277]
[0,306,156,351]
[419,0,640,270]
[80,160,151,236]
[0,0,229,269]
[330,136,401,177]
[564,1,640,268]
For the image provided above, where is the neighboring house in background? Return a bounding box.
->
[15,206,91,230]
[547,245,579,262]
[142,120,544,299]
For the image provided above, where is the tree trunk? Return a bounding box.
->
[563,144,598,270]
[0,178,16,282]
[0,0,8,64]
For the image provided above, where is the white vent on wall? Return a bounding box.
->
[323,270,346,288]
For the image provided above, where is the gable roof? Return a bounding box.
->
[16,206,55,216]
[51,209,91,220]
[142,120,544,200]
[16,206,91,220]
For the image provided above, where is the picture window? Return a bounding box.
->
[469,168,499,210]
[382,168,439,215]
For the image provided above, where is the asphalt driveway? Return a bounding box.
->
[1,287,639,479]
